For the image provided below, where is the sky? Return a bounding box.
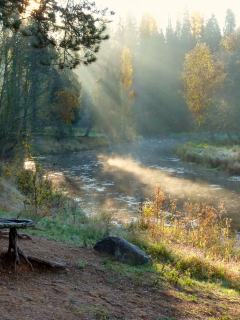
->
[95,0,240,32]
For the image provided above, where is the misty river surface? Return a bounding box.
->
[42,138,240,230]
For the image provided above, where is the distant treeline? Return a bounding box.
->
[0,4,239,158]
[77,8,239,140]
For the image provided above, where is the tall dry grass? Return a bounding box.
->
[138,185,239,262]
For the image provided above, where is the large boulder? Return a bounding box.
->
[93,236,152,266]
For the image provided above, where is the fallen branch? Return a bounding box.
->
[27,255,66,268]
[18,247,34,271]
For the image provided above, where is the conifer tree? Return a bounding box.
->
[202,14,222,52]
[223,9,236,36]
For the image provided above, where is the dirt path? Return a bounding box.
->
[0,235,239,320]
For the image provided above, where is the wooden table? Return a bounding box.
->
[0,218,35,270]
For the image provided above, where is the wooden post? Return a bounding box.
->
[8,228,20,270]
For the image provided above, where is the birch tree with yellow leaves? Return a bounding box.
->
[182,42,225,126]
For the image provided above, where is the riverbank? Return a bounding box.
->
[173,140,240,174]
[30,134,110,155]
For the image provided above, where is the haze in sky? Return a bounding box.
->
[95,0,240,31]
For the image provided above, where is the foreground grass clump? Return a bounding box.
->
[137,186,237,259]
[130,185,240,290]
[29,210,125,245]
[173,140,240,173]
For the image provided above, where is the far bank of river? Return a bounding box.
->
[173,141,240,174]
[41,137,240,230]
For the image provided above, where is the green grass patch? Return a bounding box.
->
[173,140,240,173]
[30,135,110,156]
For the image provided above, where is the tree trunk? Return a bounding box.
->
[84,123,92,137]
[226,131,236,144]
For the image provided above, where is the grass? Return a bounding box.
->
[28,210,125,245]
[69,304,110,319]
[172,139,240,173]
[76,260,88,268]
[31,135,110,156]
[116,185,240,293]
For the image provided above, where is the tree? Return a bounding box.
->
[221,28,240,54]
[202,14,222,52]
[190,11,204,39]
[182,42,225,125]
[179,8,196,52]
[119,46,134,138]
[47,88,80,137]
[139,13,158,39]
[217,28,240,140]
[0,0,113,69]
[223,9,236,36]
[0,0,111,157]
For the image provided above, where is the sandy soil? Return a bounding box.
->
[0,235,240,320]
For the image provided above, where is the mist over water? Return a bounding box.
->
[43,138,240,230]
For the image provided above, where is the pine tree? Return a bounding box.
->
[202,14,222,52]
[0,0,113,69]
[223,9,236,36]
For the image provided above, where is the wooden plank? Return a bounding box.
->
[0,219,35,229]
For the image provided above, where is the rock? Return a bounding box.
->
[93,236,152,266]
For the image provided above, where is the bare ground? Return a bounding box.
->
[0,235,240,320]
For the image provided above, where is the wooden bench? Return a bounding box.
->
[0,218,65,271]
[0,218,35,270]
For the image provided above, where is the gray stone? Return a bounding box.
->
[93,236,152,266]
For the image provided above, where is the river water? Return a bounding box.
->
[41,137,240,230]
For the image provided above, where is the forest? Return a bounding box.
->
[77,8,240,143]
[0,0,239,157]
[0,0,111,157]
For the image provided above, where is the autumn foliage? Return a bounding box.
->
[182,43,225,124]
[120,47,133,90]
[221,28,240,54]
[50,88,80,125]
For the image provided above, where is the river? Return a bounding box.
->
[41,137,240,230]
